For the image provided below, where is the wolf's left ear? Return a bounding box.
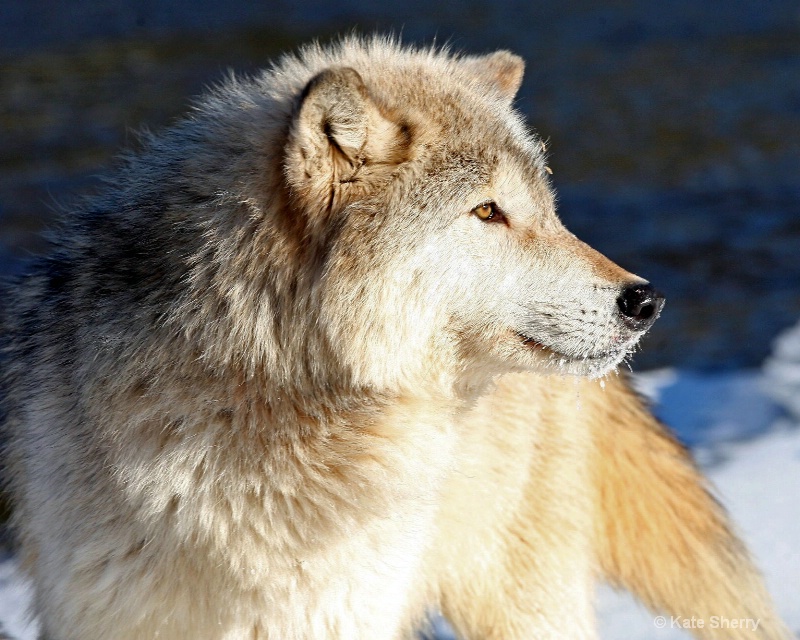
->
[285,67,406,212]
[462,51,525,101]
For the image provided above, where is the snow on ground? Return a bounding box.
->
[2,327,800,638]
[765,320,800,423]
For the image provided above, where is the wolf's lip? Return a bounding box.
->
[518,333,547,351]
[516,332,616,363]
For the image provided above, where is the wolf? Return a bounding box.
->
[0,36,790,640]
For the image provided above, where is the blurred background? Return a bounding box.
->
[1,0,799,372]
[0,1,799,637]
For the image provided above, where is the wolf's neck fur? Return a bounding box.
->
[109,359,462,563]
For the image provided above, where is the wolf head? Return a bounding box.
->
[167,38,663,394]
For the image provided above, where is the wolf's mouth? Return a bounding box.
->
[516,332,618,363]
[518,334,547,352]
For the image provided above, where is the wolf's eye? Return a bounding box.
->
[472,201,505,223]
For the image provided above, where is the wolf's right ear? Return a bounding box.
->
[462,51,525,102]
[285,67,406,214]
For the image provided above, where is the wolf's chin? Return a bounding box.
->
[557,352,627,379]
[517,332,632,379]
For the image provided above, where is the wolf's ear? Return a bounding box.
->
[462,51,525,101]
[285,67,406,211]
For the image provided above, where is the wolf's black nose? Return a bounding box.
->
[616,283,664,331]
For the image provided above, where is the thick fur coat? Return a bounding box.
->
[1,37,790,639]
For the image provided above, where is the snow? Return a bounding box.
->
[2,325,800,639]
[765,320,800,422]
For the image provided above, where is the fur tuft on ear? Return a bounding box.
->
[462,50,525,101]
[285,67,408,214]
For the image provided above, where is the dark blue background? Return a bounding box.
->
[1,0,799,370]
